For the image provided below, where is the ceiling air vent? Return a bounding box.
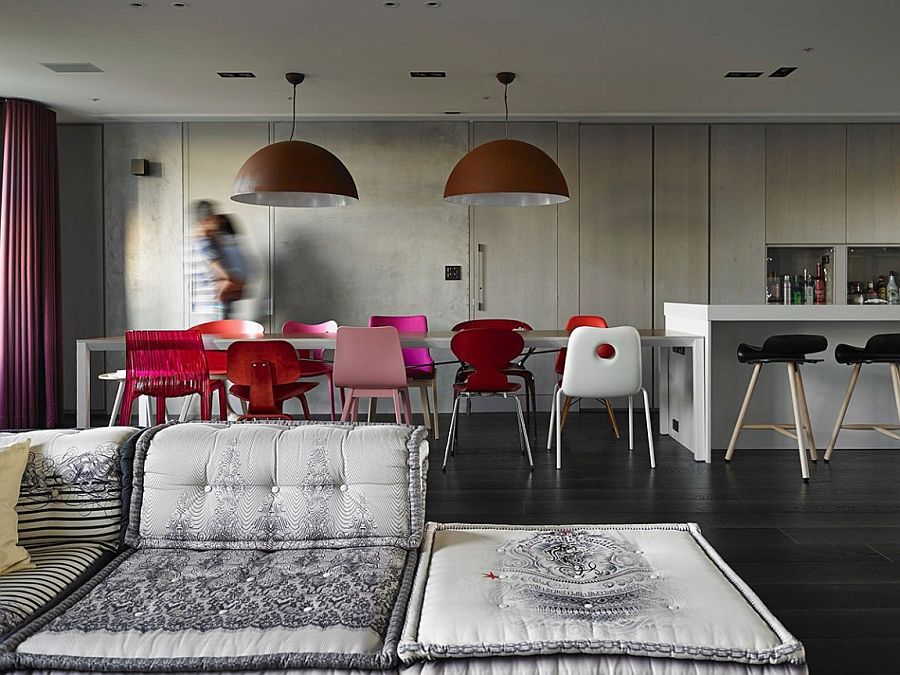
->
[218,71,256,78]
[724,71,763,78]
[769,66,798,78]
[410,71,446,78]
[41,63,104,73]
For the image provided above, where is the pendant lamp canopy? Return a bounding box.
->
[231,72,358,207]
[444,72,569,207]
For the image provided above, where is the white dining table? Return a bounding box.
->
[76,328,708,461]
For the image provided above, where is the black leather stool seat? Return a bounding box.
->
[737,334,828,364]
[835,333,900,364]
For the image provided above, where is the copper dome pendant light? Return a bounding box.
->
[231,72,358,207]
[444,72,569,206]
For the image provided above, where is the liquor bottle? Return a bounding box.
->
[822,255,831,303]
[878,275,887,301]
[866,281,877,302]
[805,273,815,305]
[793,275,803,305]
[814,262,826,305]
[767,271,780,303]
[888,272,899,305]
[783,275,792,306]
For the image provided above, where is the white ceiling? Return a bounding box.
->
[3,0,900,122]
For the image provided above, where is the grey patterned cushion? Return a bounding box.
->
[125,422,428,551]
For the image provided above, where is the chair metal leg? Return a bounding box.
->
[825,363,861,462]
[367,397,377,423]
[555,387,564,470]
[628,395,634,450]
[794,365,817,461]
[604,399,621,439]
[547,383,558,451]
[786,363,811,481]
[418,385,431,430]
[443,395,462,470]
[178,395,192,422]
[109,382,125,427]
[506,393,525,456]
[642,387,656,469]
[430,378,440,439]
[139,396,151,426]
[513,394,534,470]
[726,363,762,461]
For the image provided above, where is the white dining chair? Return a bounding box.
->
[547,325,655,470]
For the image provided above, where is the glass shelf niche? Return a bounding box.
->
[766,246,835,305]
[847,246,900,305]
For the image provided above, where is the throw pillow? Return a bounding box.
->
[0,438,33,576]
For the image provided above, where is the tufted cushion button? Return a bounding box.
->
[50,488,60,498]
[271,485,280,494]
[203,485,212,493]
[339,484,348,493]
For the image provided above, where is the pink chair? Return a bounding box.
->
[333,326,412,424]
[369,315,439,437]
[282,320,339,420]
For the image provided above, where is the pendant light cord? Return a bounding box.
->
[503,82,509,139]
[289,82,298,141]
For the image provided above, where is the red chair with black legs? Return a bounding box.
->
[282,320,339,421]
[451,318,536,438]
[553,315,620,439]
[443,328,533,472]
[118,330,227,426]
[226,341,317,421]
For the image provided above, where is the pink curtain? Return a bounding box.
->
[0,100,61,428]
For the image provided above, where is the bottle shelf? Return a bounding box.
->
[766,246,834,305]
[847,246,900,305]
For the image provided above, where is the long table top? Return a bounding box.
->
[78,329,703,351]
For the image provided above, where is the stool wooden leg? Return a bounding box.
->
[891,364,900,425]
[787,363,811,481]
[794,365,818,461]
[726,363,762,461]
[825,363,861,462]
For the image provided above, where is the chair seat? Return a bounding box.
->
[835,333,900,364]
[454,381,521,394]
[737,334,827,364]
[406,365,435,380]
[299,362,332,377]
[230,380,317,403]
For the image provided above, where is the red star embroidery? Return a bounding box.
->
[483,571,499,580]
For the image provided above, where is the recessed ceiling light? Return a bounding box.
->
[769,66,797,78]
[410,71,446,78]
[217,71,256,78]
[171,1,189,6]
[724,71,763,78]
[128,2,147,7]
[425,1,441,6]
[42,62,105,73]
[443,111,461,115]
[802,46,815,53]
[383,0,398,6]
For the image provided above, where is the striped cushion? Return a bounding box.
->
[0,541,113,636]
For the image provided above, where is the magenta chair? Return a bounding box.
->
[369,315,439,437]
[282,320,339,420]
[333,326,412,424]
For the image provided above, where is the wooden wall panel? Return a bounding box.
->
[847,124,900,243]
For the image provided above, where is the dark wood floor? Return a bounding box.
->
[423,410,900,675]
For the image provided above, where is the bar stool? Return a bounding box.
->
[725,334,827,481]
[825,333,900,460]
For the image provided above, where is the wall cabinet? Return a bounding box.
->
[765,124,847,244]
[847,124,900,243]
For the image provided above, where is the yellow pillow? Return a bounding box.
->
[0,438,33,576]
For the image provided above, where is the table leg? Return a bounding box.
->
[657,346,670,436]
[693,336,710,463]
[76,341,91,428]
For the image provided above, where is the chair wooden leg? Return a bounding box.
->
[604,399,621,438]
[559,396,573,432]
[430,378,440,440]
[392,391,403,424]
[787,363,811,481]
[326,372,336,422]
[402,388,413,425]
[443,395,461,471]
[725,363,762,461]
[109,382,125,427]
[794,365,817,461]
[825,364,861,462]
[546,384,558,451]
[299,394,311,420]
[351,397,360,423]
[367,397,377,423]
[641,387,656,469]
[419,385,431,430]
[339,389,354,422]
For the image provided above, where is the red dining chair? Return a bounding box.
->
[191,319,265,375]
[282,320,339,421]
[333,326,412,424]
[118,330,227,426]
[226,340,317,421]
[451,318,537,438]
[443,328,533,471]
[369,315,439,437]
[552,315,620,439]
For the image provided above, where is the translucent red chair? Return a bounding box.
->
[281,320,339,421]
[226,340,317,421]
[333,326,412,424]
[551,315,620,439]
[451,318,536,438]
[443,328,533,471]
[191,319,265,375]
[369,315,439,437]
[118,330,227,426]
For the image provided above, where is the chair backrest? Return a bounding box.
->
[226,340,302,386]
[281,320,338,361]
[369,314,434,374]
[561,326,642,399]
[125,330,210,397]
[452,318,533,331]
[555,315,609,375]
[332,326,409,389]
[450,328,524,392]
[191,319,265,337]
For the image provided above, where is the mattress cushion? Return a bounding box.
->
[400,523,804,668]
[0,541,113,638]
[126,422,428,551]
[8,545,417,671]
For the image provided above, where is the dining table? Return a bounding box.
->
[76,328,708,461]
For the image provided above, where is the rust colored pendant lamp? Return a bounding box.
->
[444,72,569,206]
[232,73,358,207]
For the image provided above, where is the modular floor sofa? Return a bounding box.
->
[0,422,806,674]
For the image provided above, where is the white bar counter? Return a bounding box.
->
[665,302,900,458]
